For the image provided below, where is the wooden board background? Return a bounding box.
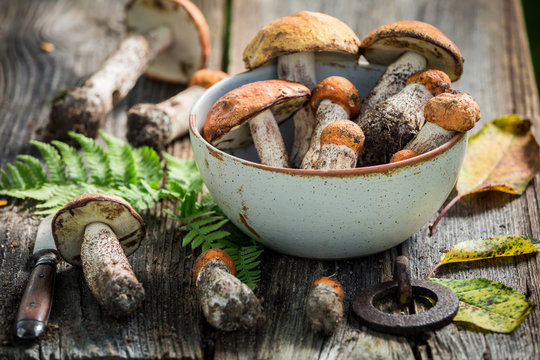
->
[1,0,539,359]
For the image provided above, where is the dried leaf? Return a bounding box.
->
[428,235,538,277]
[428,278,533,333]
[430,115,540,234]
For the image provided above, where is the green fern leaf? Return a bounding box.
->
[0,184,59,201]
[7,164,25,189]
[16,155,48,185]
[14,161,37,188]
[69,132,111,186]
[30,140,67,184]
[133,146,162,183]
[99,131,137,186]
[163,153,203,194]
[0,169,12,189]
[51,141,87,183]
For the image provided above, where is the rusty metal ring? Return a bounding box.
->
[352,279,459,335]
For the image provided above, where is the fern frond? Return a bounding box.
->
[163,153,203,194]
[0,184,59,201]
[16,155,48,185]
[0,169,12,189]
[99,131,137,186]
[7,164,25,189]
[51,141,87,183]
[14,161,37,188]
[133,146,162,183]
[227,243,264,290]
[68,132,111,186]
[30,140,66,184]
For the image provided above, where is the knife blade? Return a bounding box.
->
[15,214,59,339]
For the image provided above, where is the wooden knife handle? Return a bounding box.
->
[15,253,58,339]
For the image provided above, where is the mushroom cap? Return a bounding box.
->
[313,277,344,300]
[310,76,362,118]
[390,149,419,163]
[242,11,361,70]
[192,249,236,283]
[320,120,365,156]
[360,20,464,81]
[424,90,481,132]
[126,0,210,84]
[203,79,311,149]
[52,193,146,267]
[406,69,451,96]
[188,69,229,89]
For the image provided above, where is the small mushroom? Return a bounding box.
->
[359,69,452,166]
[301,76,362,169]
[203,79,310,167]
[52,194,146,316]
[193,249,264,331]
[305,277,344,334]
[357,20,463,124]
[127,69,228,150]
[44,0,210,143]
[243,11,361,167]
[315,120,365,170]
[405,90,481,153]
[390,149,419,163]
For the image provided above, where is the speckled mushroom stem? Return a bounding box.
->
[404,121,455,154]
[197,259,264,331]
[46,26,173,142]
[317,144,358,169]
[81,222,145,316]
[315,120,365,170]
[301,100,349,169]
[127,85,205,150]
[305,277,344,334]
[357,51,426,124]
[249,109,291,167]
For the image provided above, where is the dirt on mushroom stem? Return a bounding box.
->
[305,278,344,334]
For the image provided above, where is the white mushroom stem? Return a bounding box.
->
[357,51,426,124]
[404,121,456,154]
[305,283,344,334]
[277,52,318,168]
[197,260,264,331]
[316,144,358,169]
[46,26,172,141]
[249,109,290,167]
[301,100,349,169]
[81,222,145,316]
[127,85,205,149]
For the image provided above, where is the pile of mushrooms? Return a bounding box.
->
[203,15,481,169]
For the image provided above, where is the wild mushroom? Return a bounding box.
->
[203,80,310,167]
[301,76,362,169]
[390,149,419,163]
[44,0,210,143]
[405,90,481,153]
[357,20,463,124]
[52,193,146,316]
[127,69,228,150]
[193,249,264,331]
[315,120,365,170]
[358,69,452,166]
[243,11,361,167]
[305,277,344,334]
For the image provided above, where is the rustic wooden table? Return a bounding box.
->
[1,0,539,359]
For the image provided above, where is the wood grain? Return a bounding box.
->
[1,0,539,359]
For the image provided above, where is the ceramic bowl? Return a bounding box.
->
[189,56,466,259]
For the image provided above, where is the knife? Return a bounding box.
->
[15,214,59,339]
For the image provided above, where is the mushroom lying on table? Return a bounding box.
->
[52,193,146,316]
[243,11,361,168]
[127,69,228,151]
[356,20,463,124]
[45,0,209,142]
[203,79,310,167]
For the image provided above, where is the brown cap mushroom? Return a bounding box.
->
[45,0,210,143]
[203,79,310,167]
[390,149,419,163]
[193,249,264,331]
[305,277,344,334]
[316,120,365,169]
[52,193,146,316]
[301,76,361,169]
[406,69,452,96]
[127,69,229,150]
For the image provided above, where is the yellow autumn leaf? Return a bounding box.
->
[430,115,540,234]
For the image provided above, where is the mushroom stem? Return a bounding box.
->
[46,26,173,142]
[305,277,344,334]
[357,51,426,124]
[289,107,317,168]
[127,85,205,149]
[317,144,358,169]
[249,109,291,167]
[404,121,456,154]
[81,222,145,316]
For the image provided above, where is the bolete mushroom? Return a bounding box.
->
[359,69,452,166]
[315,120,365,170]
[301,76,362,169]
[52,193,146,316]
[404,90,481,153]
[305,277,344,334]
[44,0,210,143]
[203,79,310,167]
[127,69,228,150]
[357,20,463,124]
[243,11,361,168]
[193,249,264,331]
[390,149,419,163]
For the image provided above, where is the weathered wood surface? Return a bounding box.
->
[1,0,539,359]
